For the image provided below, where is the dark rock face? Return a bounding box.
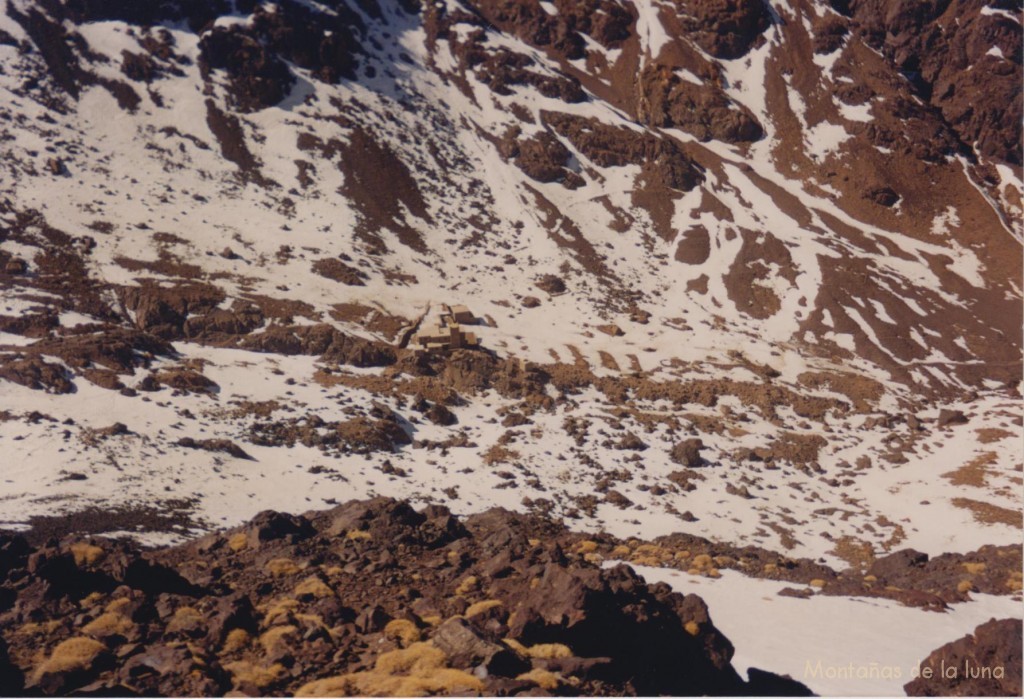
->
[671,437,706,467]
[0,499,807,696]
[677,0,772,59]
[843,0,1023,165]
[0,354,75,393]
[513,130,572,183]
[473,47,587,102]
[937,408,969,427]
[199,27,295,113]
[905,618,1022,696]
[637,64,763,143]
[542,111,704,189]
[464,0,634,62]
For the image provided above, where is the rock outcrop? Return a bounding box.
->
[905,618,1022,696]
[0,499,811,697]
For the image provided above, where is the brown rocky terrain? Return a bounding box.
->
[905,618,1022,696]
[0,498,815,697]
[0,0,1020,695]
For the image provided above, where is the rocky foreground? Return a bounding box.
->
[0,497,1020,697]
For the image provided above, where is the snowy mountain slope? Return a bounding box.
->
[0,0,1020,572]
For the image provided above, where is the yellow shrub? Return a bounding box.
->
[517,668,560,690]
[294,577,332,599]
[420,615,442,627]
[684,620,700,636]
[70,543,105,567]
[295,676,354,697]
[633,544,664,558]
[166,607,204,633]
[527,538,541,547]
[105,598,131,615]
[413,668,483,695]
[863,574,877,583]
[322,565,344,577]
[763,563,778,573]
[503,638,528,656]
[297,668,483,698]
[224,661,285,688]
[259,625,296,653]
[610,545,631,558]
[37,637,106,675]
[691,554,712,569]
[295,613,327,630]
[809,579,826,588]
[227,533,248,552]
[524,643,572,659]
[374,642,445,675]
[675,550,692,560]
[346,529,372,541]
[454,576,478,595]
[1006,578,1023,592]
[221,629,250,654]
[957,580,975,593]
[464,600,503,618]
[630,555,663,567]
[575,540,598,554]
[706,568,722,579]
[262,598,299,626]
[266,558,300,577]
[583,552,604,564]
[82,613,135,639]
[962,562,986,575]
[80,592,105,607]
[384,619,422,647]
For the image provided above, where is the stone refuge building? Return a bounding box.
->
[410,304,480,350]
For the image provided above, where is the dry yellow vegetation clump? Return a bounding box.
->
[69,543,105,567]
[35,637,107,677]
[166,606,204,634]
[259,625,297,653]
[224,661,286,689]
[523,643,573,660]
[503,638,573,660]
[261,597,300,626]
[464,599,502,618]
[220,628,251,654]
[516,668,561,690]
[266,558,301,576]
[82,612,135,640]
[293,576,333,599]
[454,575,478,595]
[383,618,422,647]
[294,642,482,697]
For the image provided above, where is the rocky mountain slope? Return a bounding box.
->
[0,0,1020,694]
[0,497,1019,696]
[1,497,821,696]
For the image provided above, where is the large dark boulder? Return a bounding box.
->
[905,618,1022,696]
